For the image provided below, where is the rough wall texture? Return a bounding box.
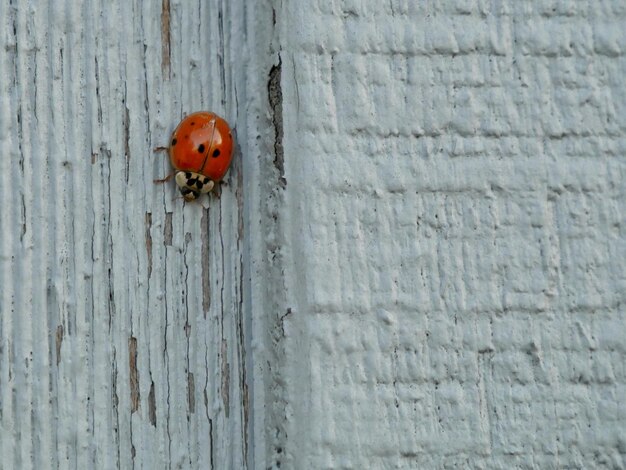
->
[273,1,626,468]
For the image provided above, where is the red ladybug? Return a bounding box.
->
[164,111,234,201]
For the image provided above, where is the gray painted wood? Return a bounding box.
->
[0,0,278,468]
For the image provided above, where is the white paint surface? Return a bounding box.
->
[2,0,626,469]
[0,0,270,468]
[271,1,626,468]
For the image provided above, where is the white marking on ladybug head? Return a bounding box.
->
[174,171,214,200]
[175,171,189,188]
[199,178,214,193]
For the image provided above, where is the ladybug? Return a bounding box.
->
[164,111,234,201]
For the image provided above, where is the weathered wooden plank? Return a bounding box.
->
[0,0,275,468]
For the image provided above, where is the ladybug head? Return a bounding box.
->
[174,171,214,202]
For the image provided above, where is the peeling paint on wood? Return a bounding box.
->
[55,325,64,366]
[188,373,195,414]
[160,0,171,78]
[0,0,267,467]
[145,212,152,278]
[268,59,286,187]
[128,337,140,413]
[201,208,211,316]
[220,339,230,418]
[148,381,157,427]
[164,212,173,246]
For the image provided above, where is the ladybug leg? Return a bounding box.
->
[153,147,171,183]
[211,183,222,199]
[153,172,175,184]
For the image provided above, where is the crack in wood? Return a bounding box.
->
[123,104,130,183]
[221,340,230,417]
[149,381,157,426]
[128,337,140,413]
[201,208,211,316]
[268,57,286,187]
[188,373,195,414]
[217,2,226,107]
[161,0,171,77]
[164,212,173,246]
[145,212,152,277]
[233,130,244,243]
[55,325,64,366]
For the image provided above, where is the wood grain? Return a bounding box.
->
[0,0,275,468]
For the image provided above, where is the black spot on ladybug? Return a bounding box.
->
[196,180,204,189]
[190,122,195,125]
[203,177,210,184]
[185,172,192,178]
[171,138,177,146]
[187,178,198,185]
[212,149,220,158]
[198,144,205,153]
[181,187,199,199]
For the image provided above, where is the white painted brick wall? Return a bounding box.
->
[269,1,626,468]
[1,0,625,468]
